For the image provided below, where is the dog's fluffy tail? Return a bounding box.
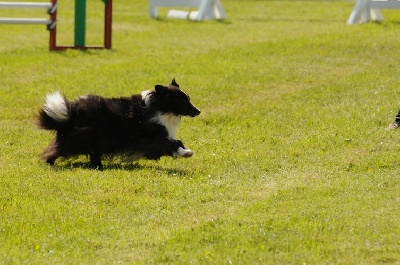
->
[37,91,70,130]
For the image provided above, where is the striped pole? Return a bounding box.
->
[0,18,51,24]
[0,2,52,9]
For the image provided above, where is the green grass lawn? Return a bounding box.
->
[1,0,400,263]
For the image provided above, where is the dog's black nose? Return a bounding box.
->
[193,108,201,116]
[184,104,201,117]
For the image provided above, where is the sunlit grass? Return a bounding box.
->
[0,0,400,263]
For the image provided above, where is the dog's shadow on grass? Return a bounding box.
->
[51,161,189,176]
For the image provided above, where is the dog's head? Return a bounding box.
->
[149,79,201,117]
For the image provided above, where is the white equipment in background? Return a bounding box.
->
[149,0,226,21]
[347,0,400,24]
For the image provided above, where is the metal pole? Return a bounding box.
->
[0,18,51,24]
[0,2,52,9]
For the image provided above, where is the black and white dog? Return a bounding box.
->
[37,79,201,170]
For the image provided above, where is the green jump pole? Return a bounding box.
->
[74,0,86,47]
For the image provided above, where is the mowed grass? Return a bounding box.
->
[1,0,400,263]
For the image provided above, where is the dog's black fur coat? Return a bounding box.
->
[37,79,200,170]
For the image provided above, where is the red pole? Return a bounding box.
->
[49,0,57,51]
[104,0,112,49]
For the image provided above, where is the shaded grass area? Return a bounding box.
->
[0,0,400,263]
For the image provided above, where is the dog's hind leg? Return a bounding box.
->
[89,151,103,170]
[46,156,57,166]
[41,140,59,166]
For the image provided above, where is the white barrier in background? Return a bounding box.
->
[0,18,51,24]
[0,1,56,26]
[149,0,226,21]
[0,2,52,9]
[347,0,400,24]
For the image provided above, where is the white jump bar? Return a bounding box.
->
[369,0,400,9]
[0,2,52,9]
[0,18,52,24]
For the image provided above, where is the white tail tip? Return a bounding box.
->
[44,91,69,121]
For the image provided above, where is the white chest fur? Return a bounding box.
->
[150,112,181,139]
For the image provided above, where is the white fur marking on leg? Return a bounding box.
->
[389,123,399,130]
[173,147,194,158]
[44,91,69,121]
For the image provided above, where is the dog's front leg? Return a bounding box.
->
[89,151,103,170]
[140,138,194,159]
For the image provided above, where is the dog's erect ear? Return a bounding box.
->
[155,85,168,93]
[170,78,179,88]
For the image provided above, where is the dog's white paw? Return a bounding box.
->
[182,149,194,157]
[389,123,399,130]
[174,147,194,158]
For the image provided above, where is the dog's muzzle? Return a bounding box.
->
[189,106,201,117]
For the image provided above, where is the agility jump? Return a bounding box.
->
[149,0,226,21]
[0,0,112,51]
[347,0,400,24]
